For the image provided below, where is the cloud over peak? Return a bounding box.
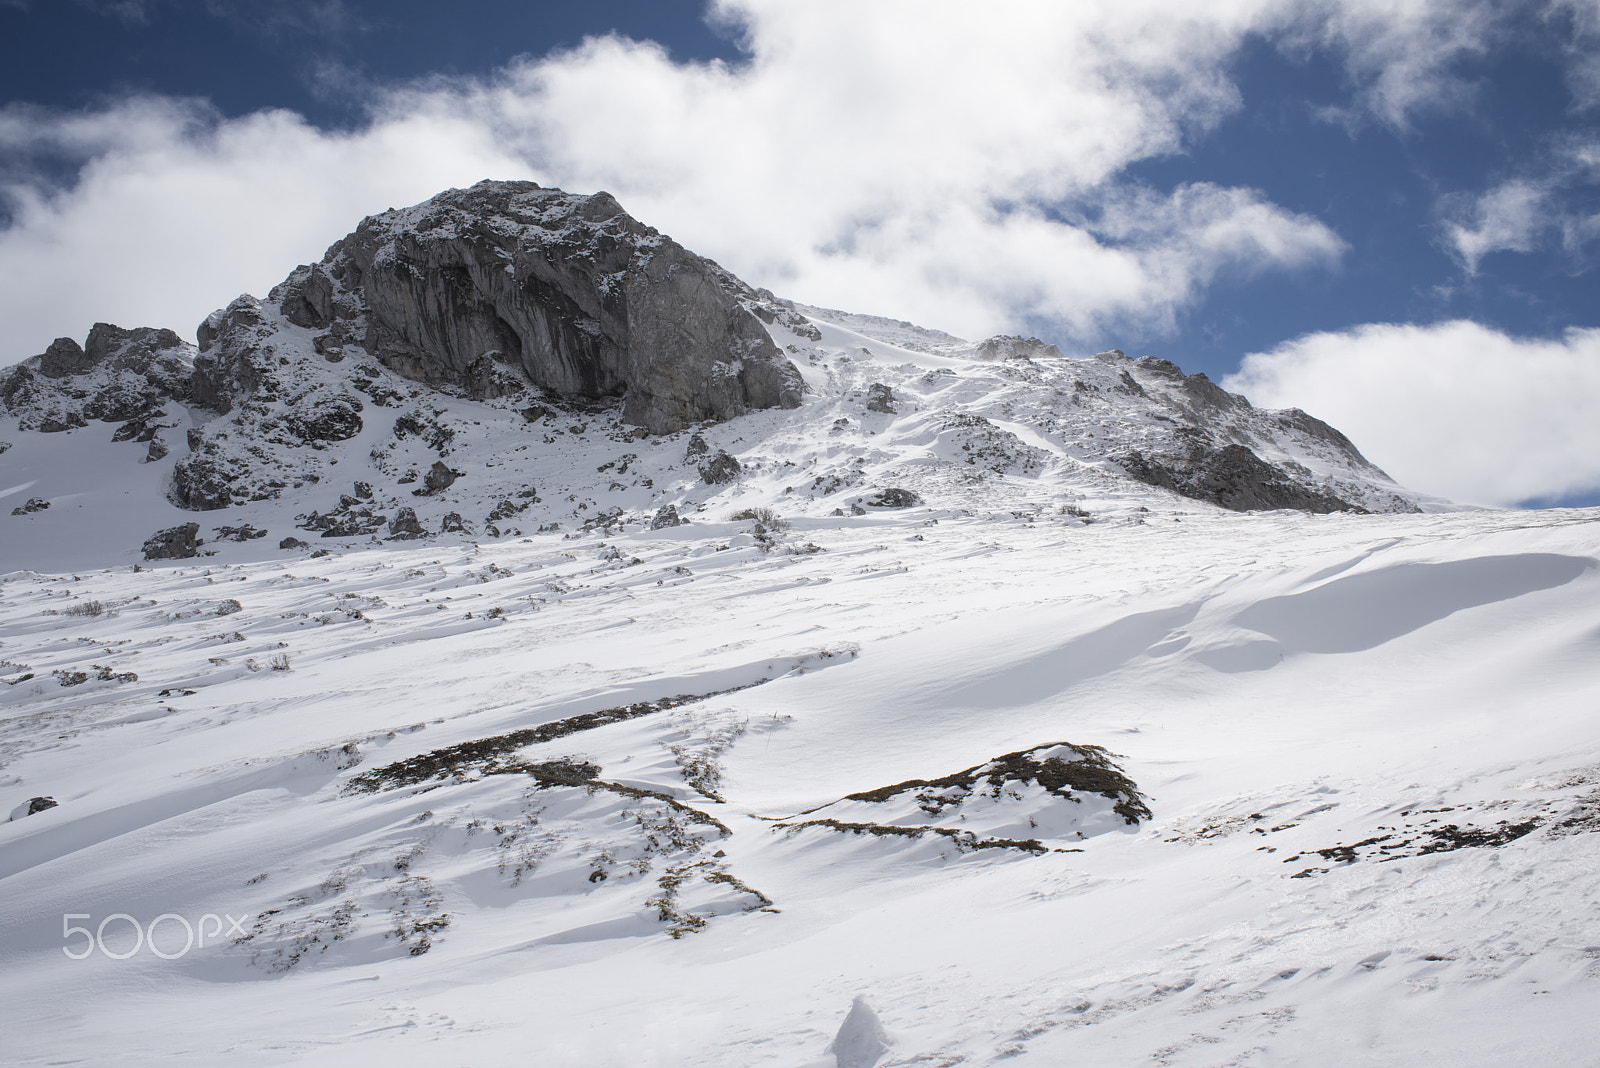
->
[3,0,1535,360]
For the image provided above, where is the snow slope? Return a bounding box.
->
[2,491,1598,1065]
[0,257,1591,1065]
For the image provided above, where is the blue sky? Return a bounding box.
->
[1,0,1597,507]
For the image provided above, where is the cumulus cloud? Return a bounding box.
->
[0,0,1549,360]
[0,97,526,350]
[1225,321,1600,506]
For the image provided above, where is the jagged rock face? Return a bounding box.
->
[1121,438,1361,514]
[268,181,803,434]
[970,335,1065,361]
[1,323,193,434]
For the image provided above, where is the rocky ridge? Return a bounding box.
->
[2,181,1429,564]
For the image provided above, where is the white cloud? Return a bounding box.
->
[0,0,1550,362]
[1550,0,1600,108]
[1440,179,1552,272]
[1436,134,1600,272]
[1288,0,1504,129]
[1225,321,1600,506]
[0,97,526,351]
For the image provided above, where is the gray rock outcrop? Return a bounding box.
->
[143,522,202,560]
[2,323,194,433]
[417,461,457,496]
[650,504,685,529]
[863,488,922,509]
[699,450,741,485]
[268,180,803,433]
[388,507,426,539]
[1120,437,1360,513]
[864,383,897,414]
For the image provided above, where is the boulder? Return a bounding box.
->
[7,796,58,821]
[418,461,457,495]
[863,488,921,508]
[142,523,202,560]
[388,507,427,539]
[699,450,741,485]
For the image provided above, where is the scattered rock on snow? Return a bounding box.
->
[862,488,921,509]
[214,524,268,542]
[10,497,49,516]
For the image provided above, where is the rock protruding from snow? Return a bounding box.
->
[1120,438,1361,514]
[828,997,890,1068]
[700,450,741,485]
[861,488,922,509]
[781,743,1150,852]
[7,796,59,821]
[388,507,426,539]
[968,334,1065,361]
[271,180,803,433]
[142,523,202,560]
[864,382,897,413]
[417,461,457,496]
[650,504,685,529]
[1,323,194,433]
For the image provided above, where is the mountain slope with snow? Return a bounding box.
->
[1,502,1597,1066]
[1,183,1595,1067]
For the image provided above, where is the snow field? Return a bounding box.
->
[1,499,1597,1065]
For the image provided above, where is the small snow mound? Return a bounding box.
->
[828,996,890,1068]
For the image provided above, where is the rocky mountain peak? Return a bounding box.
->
[2,180,1434,553]
[266,179,803,433]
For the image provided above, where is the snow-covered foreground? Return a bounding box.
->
[3,501,1598,1066]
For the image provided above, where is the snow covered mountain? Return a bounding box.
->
[1,183,1596,1067]
[0,180,1426,574]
